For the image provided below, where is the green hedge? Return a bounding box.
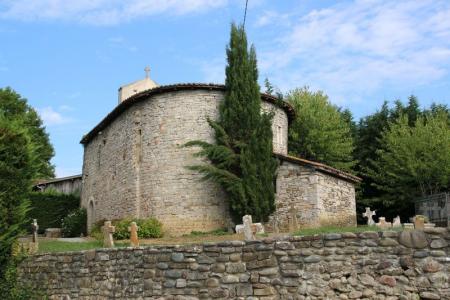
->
[61,208,87,237]
[27,191,80,233]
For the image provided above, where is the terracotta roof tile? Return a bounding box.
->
[275,153,361,183]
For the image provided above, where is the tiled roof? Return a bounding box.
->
[80,83,295,144]
[275,153,361,183]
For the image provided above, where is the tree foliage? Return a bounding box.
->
[0,88,54,179]
[286,87,356,172]
[355,97,450,219]
[0,115,34,281]
[365,111,450,215]
[185,23,277,223]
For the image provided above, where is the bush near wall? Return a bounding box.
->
[90,218,163,240]
[61,208,87,237]
[27,191,80,233]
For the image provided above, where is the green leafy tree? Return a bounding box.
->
[286,87,356,172]
[366,112,450,216]
[0,88,54,179]
[0,115,34,288]
[185,23,277,222]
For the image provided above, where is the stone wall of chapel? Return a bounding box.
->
[81,90,289,235]
[262,101,288,155]
[316,172,357,227]
[267,161,356,232]
[81,110,138,230]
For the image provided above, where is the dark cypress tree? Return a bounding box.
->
[185,23,277,223]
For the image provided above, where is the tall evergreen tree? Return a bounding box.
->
[185,23,277,222]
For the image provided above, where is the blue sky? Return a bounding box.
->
[0,0,449,177]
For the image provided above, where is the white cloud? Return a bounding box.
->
[256,0,450,104]
[0,0,229,25]
[38,106,72,126]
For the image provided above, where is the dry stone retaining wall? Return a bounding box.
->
[19,228,450,299]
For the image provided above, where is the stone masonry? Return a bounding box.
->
[19,228,450,299]
[269,160,356,232]
[80,84,358,235]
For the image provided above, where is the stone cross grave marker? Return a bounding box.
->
[392,216,401,228]
[243,215,255,240]
[362,207,376,226]
[288,204,299,232]
[31,219,39,244]
[376,217,392,229]
[101,221,116,248]
[128,221,139,247]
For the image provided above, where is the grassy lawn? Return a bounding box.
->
[37,240,129,253]
[293,225,401,236]
[34,225,401,253]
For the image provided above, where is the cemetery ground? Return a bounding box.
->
[24,225,394,254]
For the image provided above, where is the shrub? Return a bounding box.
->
[61,208,87,237]
[105,218,163,240]
[138,218,163,239]
[89,218,163,240]
[89,220,105,241]
[27,190,80,233]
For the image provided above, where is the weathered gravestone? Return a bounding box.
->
[392,216,402,228]
[45,228,62,238]
[31,219,39,244]
[243,215,255,240]
[235,216,265,237]
[376,217,392,229]
[362,207,376,226]
[101,221,115,248]
[29,219,39,253]
[413,215,425,230]
[128,222,139,247]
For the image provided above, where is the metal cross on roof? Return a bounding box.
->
[144,66,150,78]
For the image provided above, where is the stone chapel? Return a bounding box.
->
[80,70,360,235]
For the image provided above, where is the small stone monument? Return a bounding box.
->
[128,222,140,247]
[31,219,39,243]
[413,215,425,230]
[101,221,116,248]
[288,204,299,231]
[392,216,401,228]
[376,217,392,229]
[29,219,39,253]
[242,215,255,240]
[362,207,376,226]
